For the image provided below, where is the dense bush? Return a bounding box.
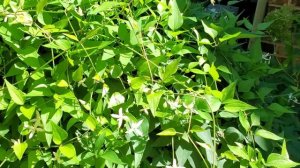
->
[0,0,299,167]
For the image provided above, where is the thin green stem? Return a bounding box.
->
[188,134,210,168]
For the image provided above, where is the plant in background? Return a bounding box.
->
[264,5,298,42]
[0,0,299,167]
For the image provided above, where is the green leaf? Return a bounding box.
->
[208,63,219,81]
[228,145,249,160]
[168,0,183,31]
[146,91,164,116]
[239,112,250,131]
[5,79,25,105]
[162,58,181,81]
[201,20,218,39]
[119,52,133,67]
[36,0,47,14]
[266,153,300,168]
[130,30,138,45]
[43,39,71,51]
[92,2,126,13]
[219,32,241,42]
[51,121,68,145]
[110,65,123,78]
[157,128,177,136]
[281,140,289,158]
[204,95,221,112]
[13,141,28,160]
[268,103,294,117]
[27,84,53,97]
[224,99,256,112]
[72,65,83,82]
[101,150,124,165]
[20,105,36,119]
[129,77,146,90]
[57,80,69,88]
[255,129,283,141]
[118,23,130,43]
[59,143,76,159]
[83,115,97,131]
[221,82,236,102]
[191,125,205,133]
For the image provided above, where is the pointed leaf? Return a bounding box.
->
[168,0,183,30]
[208,63,219,81]
[13,141,28,160]
[228,145,249,160]
[157,128,177,136]
[72,65,83,82]
[162,58,181,81]
[5,79,25,105]
[266,153,300,168]
[239,112,250,131]
[146,91,164,116]
[201,21,218,39]
[221,82,236,102]
[20,105,36,119]
[255,129,283,141]
[51,121,68,145]
[101,150,124,165]
[224,99,256,112]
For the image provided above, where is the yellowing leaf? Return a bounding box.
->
[57,80,68,88]
[59,143,76,158]
[13,140,28,160]
[208,63,220,81]
[93,74,102,82]
[20,105,36,119]
[5,79,25,105]
[64,33,79,41]
[157,128,177,136]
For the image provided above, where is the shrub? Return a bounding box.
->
[0,0,299,167]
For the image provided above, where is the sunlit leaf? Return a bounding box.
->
[13,141,28,160]
[157,128,177,136]
[255,129,283,141]
[5,79,25,105]
[59,143,76,159]
[168,0,183,30]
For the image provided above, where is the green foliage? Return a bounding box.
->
[0,0,299,167]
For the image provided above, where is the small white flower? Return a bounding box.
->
[126,120,143,136]
[102,84,109,97]
[288,93,299,104]
[111,108,129,128]
[262,53,272,64]
[167,96,181,110]
[183,102,195,114]
[166,159,185,168]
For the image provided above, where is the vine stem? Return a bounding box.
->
[188,134,210,168]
